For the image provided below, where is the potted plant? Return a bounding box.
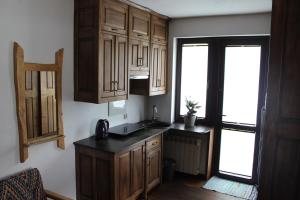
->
[184,98,201,128]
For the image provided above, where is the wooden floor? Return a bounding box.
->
[148,176,241,200]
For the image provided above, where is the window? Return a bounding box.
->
[180,44,209,118]
[222,46,262,125]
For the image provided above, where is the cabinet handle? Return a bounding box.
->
[152,142,157,146]
[137,58,143,66]
[137,34,143,37]
[111,81,119,91]
[157,79,161,85]
[115,81,119,91]
[140,58,144,66]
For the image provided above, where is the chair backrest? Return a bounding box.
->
[0,168,46,200]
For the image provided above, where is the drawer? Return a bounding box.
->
[146,136,161,151]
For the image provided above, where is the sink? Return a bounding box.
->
[144,121,171,128]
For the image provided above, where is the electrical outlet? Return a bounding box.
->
[123,113,128,119]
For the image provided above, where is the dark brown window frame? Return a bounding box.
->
[175,36,270,184]
[175,37,219,126]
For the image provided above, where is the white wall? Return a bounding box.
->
[147,13,272,123]
[0,0,146,198]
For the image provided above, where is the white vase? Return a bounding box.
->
[184,115,196,128]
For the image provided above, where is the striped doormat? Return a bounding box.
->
[203,176,257,200]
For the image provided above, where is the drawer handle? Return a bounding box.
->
[137,34,143,37]
[112,28,118,31]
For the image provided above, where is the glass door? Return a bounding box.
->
[217,40,268,183]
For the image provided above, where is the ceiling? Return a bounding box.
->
[130,0,272,18]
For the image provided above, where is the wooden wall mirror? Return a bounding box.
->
[14,42,65,163]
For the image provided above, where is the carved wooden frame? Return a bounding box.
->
[13,42,65,163]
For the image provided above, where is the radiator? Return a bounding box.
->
[164,134,207,175]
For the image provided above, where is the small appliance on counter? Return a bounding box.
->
[95,119,109,140]
[108,123,146,136]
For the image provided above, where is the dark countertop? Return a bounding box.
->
[74,128,167,153]
[74,123,213,153]
[168,123,212,135]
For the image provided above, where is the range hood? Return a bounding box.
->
[129,75,149,79]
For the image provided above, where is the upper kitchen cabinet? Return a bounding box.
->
[130,13,168,96]
[129,7,151,41]
[99,33,128,100]
[130,43,167,96]
[74,0,128,103]
[101,0,128,35]
[128,38,150,75]
[75,0,169,102]
[151,14,168,44]
[150,44,167,96]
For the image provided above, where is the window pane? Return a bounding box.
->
[222,46,261,124]
[219,129,255,177]
[180,44,208,118]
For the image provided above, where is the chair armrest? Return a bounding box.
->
[45,189,72,200]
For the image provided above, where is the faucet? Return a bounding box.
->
[152,105,159,122]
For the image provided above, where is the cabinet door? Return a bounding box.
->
[129,39,150,74]
[119,151,131,200]
[131,145,145,198]
[115,36,128,97]
[150,43,159,93]
[158,45,167,91]
[146,148,161,192]
[150,44,167,95]
[99,33,115,98]
[140,41,150,72]
[75,148,113,200]
[128,39,140,71]
[101,0,128,35]
[151,15,167,44]
[129,7,151,40]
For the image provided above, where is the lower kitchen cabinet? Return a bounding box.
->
[146,147,161,192]
[74,132,163,200]
[119,144,145,200]
[131,145,145,198]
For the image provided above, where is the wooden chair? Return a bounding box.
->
[0,168,71,200]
